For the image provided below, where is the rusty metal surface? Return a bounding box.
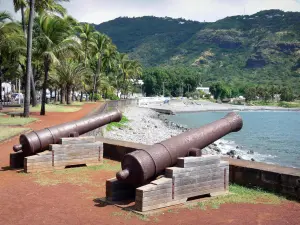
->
[117,112,243,186]
[13,109,122,156]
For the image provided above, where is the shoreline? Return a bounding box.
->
[103,106,255,161]
[141,99,300,115]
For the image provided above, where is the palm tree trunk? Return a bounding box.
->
[80,91,83,102]
[24,0,35,117]
[60,88,66,104]
[21,4,26,35]
[66,85,71,105]
[55,89,58,102]
[40,59,49,116]
[31,66,38,106]
[72,87,75,102]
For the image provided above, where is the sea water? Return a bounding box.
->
[168,111,300,168]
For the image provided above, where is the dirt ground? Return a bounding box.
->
[0,103,299,225]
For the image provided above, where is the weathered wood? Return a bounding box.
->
[60,136,95,145]
[136,186,172,198]
[175,187,225,200]
[135,199,187,212]
[165,163,221,176]
[50,142,102,151]
[136,191,172,202]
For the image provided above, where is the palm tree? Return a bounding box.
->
[54,60,92,104]
[91,32,113,101]
[13,0,27,33]
[0,11,24,105]
[36,14,81,115]
[76,24,96,65]
[23,0,70,116]
[23,0,35,117]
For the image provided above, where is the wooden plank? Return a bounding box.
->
[174,180,224,196]
[136,199,187,212]
[170,167,223,179]
[136,187,172,198]
[136,195,173,207]
[177,155,220,163]
[165,163,221,177]
[174,174,223,186]
[174,187,225,200]
[136,191,172,202]
[174,179,224,190]
[178,159,221,168]
[60,136,95,145]
[136,182,172,192]
[50,142,102,151]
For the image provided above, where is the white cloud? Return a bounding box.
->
[1,0,300,23]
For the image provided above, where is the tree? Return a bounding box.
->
[76,24,96,65]
[54,60,92,104]
[244,86,257,102]
[280,86,295,102]
[35,14,81,115]
[0,11,24,105]
[92,32,112,101]
[23,0,35,117]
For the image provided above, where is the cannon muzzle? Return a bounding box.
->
[117,112,243,186]
[13,109,122,156]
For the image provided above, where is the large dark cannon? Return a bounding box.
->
[13,109,122,156]
[116,112,243,186]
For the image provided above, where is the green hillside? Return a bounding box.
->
[94,10,300,92]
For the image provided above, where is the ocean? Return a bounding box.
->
[168,111,300,168]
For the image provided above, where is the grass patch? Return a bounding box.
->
[0,113,5,116]
[0,127,29,141]
[0,116,37,126]
[111,211,150,222]
[32,160,121,187]
[192,184,284,210]
[52,101,85,107]
[12,104,81,113]
[106,116,129,131]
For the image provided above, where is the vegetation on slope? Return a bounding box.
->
[95,10,300,94]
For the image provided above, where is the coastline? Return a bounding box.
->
[103,106,254,161]
[142,99,300,115]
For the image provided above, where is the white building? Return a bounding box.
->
[196,87,210,95]
[1,82,12,100]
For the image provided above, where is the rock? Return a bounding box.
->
[211,143,217,147]
[226,150,236,157]
[154,125,158,128]
[251,158,255,161]
[236,146,240,149]
[237,156,243,160]
[219,142,224,146]
[247,150,254,154]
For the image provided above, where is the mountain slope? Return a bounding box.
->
[94,10,300,90]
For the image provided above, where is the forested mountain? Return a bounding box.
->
[94,10,300,92]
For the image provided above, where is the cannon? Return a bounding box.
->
[13,109,122,156]
[116,112,243,186]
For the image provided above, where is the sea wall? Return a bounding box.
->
[97,137,300,200]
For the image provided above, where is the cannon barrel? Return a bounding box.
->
[116,112,243,186]
[13,109,122,156]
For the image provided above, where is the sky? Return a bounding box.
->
[1,0,300,24]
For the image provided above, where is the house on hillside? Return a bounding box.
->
[196,87,210,95]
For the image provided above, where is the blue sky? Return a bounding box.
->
[1,0,300,24]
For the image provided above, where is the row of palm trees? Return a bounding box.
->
[0,0,142,116]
